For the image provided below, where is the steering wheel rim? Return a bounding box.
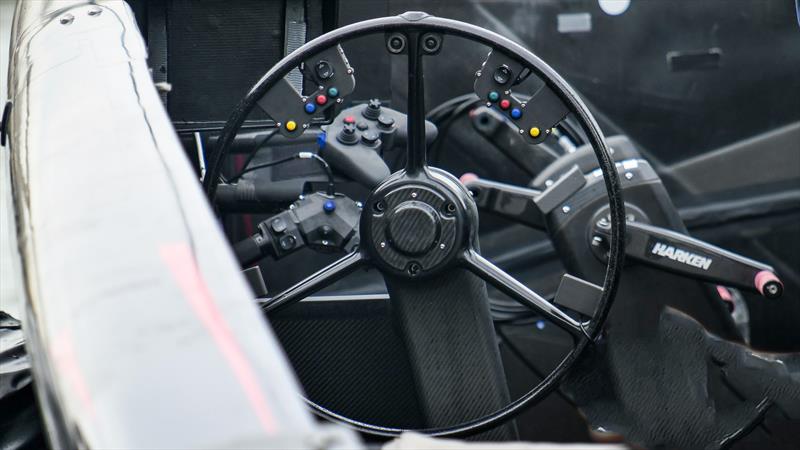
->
[209,12,626,439]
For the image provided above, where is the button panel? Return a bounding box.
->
[473,50,569,144]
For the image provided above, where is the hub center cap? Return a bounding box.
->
[387,201,440,255]
[362,175,472,277]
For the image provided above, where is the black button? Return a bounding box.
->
[361,130,379,146]
[337,123,359,145]
[377,115,395,129]
[270,217,287,233]
[493,65,512,85]
[279,235,297,250]
[315,60,334,80]
[363,98,382,120]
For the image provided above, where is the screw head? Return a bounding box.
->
[561,205,571,214]
[410,192,417,198]
[439,243,446,250]
[87,7,102,16]
[408,263,422,276]
[60,14,74,25]
[380,242,386,248]
[624,172,634,180]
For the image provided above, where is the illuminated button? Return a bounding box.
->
[343,115,356,124]
[510,108,522,119]
[327,86,339,97]
[323,200,336,213]
[487,91,500,102]
[304,103,317,114]
[285,120,297,131]
[529,127,540,138]
[499,99,511,110]
[315,94,328,105]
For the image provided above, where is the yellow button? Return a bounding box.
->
[285,120,297,131]
[529,127,540,138]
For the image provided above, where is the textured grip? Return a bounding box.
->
[384,268,517,440]
[234,235,265,266]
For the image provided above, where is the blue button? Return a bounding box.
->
[317,131,327,150]
[327,86,339,97]
[536,320,546,330]
[510,108,522,119]
[305,103,317,114]
[323,200,336,213]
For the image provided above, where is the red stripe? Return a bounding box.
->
[160,243,278,434]
[52,331,96,418]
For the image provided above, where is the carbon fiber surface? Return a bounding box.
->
[562,309,800,449]
[270,299,425,429]
[165,0,285,126]
[384,268,517,440]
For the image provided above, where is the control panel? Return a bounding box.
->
[320,100,438,189]
[257,45,356,139]
[473,50,569,145]
[234,192,362,266]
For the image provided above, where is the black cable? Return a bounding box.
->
[205,128,279,202]
[429,97,481,164]
[305,152,336,196]
[223,129,279,183]
[225,151,336,196]
[226,154,299,183]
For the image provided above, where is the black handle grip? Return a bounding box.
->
[598,221,783,299]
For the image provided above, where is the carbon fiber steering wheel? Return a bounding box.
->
[208,12,626,438]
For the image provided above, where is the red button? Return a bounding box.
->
[316,94,328,105]
[343,115,356,124]
[499,99,511,110]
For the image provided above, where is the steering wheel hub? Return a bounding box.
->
[387,201,440,255]
[363,175,468,277]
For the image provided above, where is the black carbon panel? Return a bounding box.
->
[370,186,458,272]
[165,0,285,127]
[384,268,517,440]
[269,299,425,429]
[562,309,800,450]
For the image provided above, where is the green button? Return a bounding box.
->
[488,91,500,102]
[327,87,339,97]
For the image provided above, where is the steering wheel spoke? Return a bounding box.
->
[405,32,428,174]
[219,12,625,438]
[461,249,585,337]
[258,250,366,313]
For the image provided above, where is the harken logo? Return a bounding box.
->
[650,242,713,270]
